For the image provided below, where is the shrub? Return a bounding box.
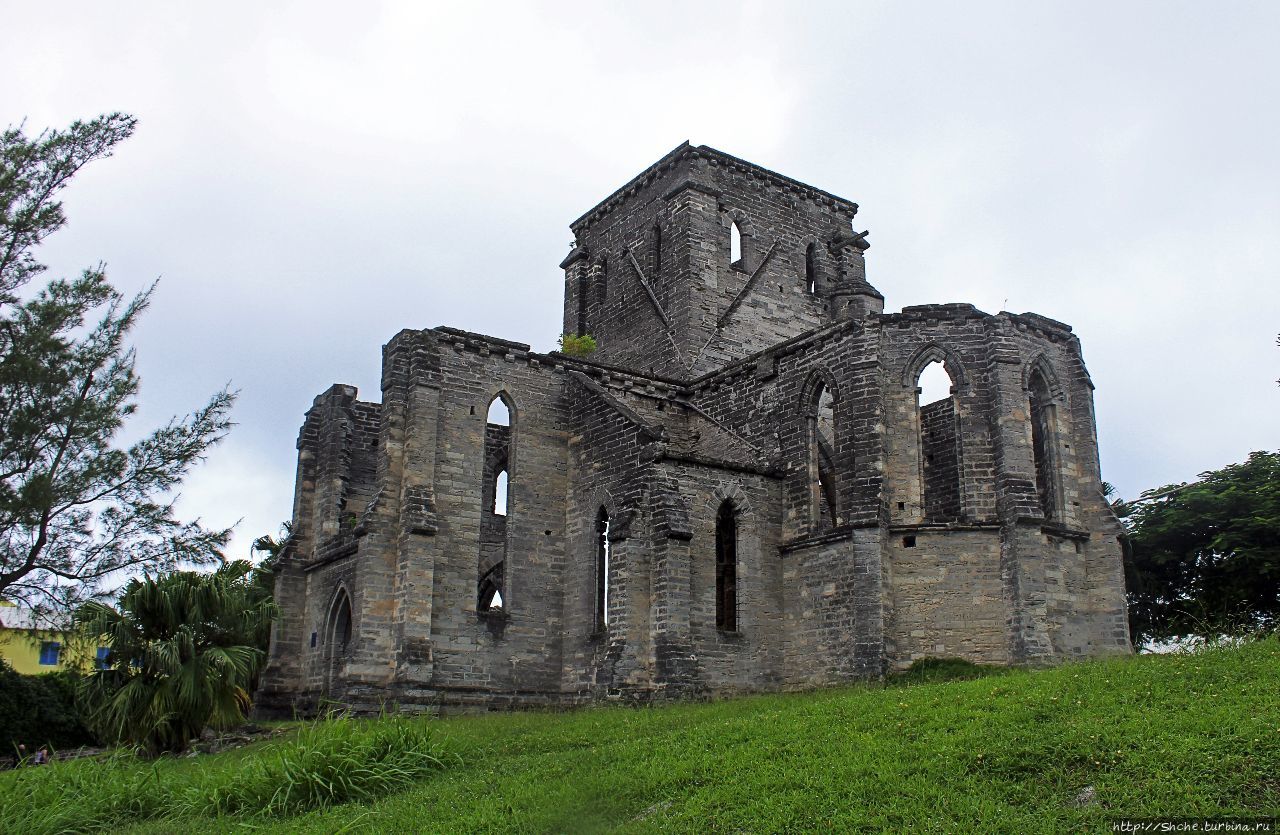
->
[77,560,276,754]
[0,659,97,754]
[557,333,598,357]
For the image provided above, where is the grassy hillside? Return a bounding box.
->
[2,638,1278,833]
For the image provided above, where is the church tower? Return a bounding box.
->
[561,143,884,380]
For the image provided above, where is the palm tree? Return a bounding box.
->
[76,561,277,754]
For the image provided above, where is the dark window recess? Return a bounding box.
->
[595,508,610,631]
[805,242,818,293]
[903,535,917,548]
[653,223,662,278]
[715,501,738,632]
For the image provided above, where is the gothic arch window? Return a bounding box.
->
[479,394,513,613]
[487,397,510,426]
[730,221,743,266]
[915,359,961,522]
[327,588,353,650]
[1028,368,1061,521]
[715,500,738,632]
[323,587,353,695]
[806,378,840,531]
[805,242,818,294]
[595,507,610,632]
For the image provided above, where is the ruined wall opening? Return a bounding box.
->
[493,468,508,516]
[1028,368,1061,521]
[730,221,742,266]
[715,500,738,632]
[323,589,353,695]
[479,394,512,614]
[916,360,960,522]
[595,507,610,632]
[808,380,840,531]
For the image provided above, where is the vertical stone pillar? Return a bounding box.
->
[380,330,443,692]
[649,476,698,696]
[986,318,1052,661]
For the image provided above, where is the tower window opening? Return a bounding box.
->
[653,223,662,278]
[576,268,589,334]
[730,221,742,265]
[805,242,818,294]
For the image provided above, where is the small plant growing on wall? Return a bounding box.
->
[557,333,598,357]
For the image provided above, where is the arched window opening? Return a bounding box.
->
[479,394,512,615]
[493,468,508,516]
[808,381,840,531]
[487,397,510,426]
[328,592,352,650]
[730,221,742,265]
[916,359,960,522]
[478,563,504,612]
[805,242,818,294]
[595,507,610,631]
[917,361,952,407]
[1028,369,1060,521]
[715,500,738,632]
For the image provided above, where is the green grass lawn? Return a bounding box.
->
[3,638,1278,833]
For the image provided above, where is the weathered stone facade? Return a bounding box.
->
[256,143,1131,716]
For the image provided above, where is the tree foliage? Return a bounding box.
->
[1121,451,1280,645]
[76,561,277,754]
[0,114,234,622]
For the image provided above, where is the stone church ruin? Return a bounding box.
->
[256,143,1131,715]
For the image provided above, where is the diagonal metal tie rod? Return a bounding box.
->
[627,250,673,331]
[717,241,778,329]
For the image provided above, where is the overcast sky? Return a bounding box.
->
[5,1,1277,562]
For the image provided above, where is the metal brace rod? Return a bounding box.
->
[627,250,673,331]
[717,241,779,329]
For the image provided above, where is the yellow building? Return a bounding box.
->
[0,602,104,675]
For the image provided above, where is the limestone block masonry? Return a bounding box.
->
[255,142,1131,717]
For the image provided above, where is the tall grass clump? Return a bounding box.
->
[0,715,451,833]
[186,714,450,817]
